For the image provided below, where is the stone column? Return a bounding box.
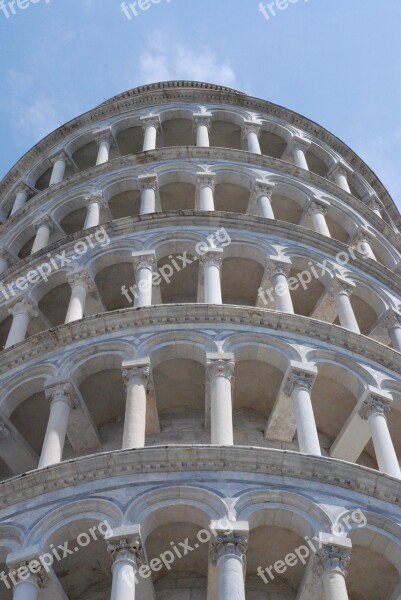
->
[107,526,144,600]
[267,259,294,314]
[317,538,351,600]
[141,115,160,152]
[330,280,360,334]
[353,231,376,260]
[207,353,235,446]
[0,247,13,275]
[31,219,52,254]
[10,184,30,216]
[200,249,224,304]
[65,271,91,324]
[122,359,151,449]
[242,121,262,154]
[38,382,76,469]
[289,137,310,170]
[197,173,216,211]
[210,521,248,600]
[94,129,114,166]
[254,180,275,219]
[84,192,105,229]
[367,195,382,218]
[359,394,401,478]
[138,174,158,215]
[193,112,212,147]
[132,251,156,307]
[5,300,37,349]
[309,202,331,237]
[49,152,68,186]
[11,574,40,600]
[286,366,320,456]
[385,313,401,352]
[7,557,48,600]
[328,163,353,194]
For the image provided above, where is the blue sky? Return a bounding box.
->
[0,0,401,206]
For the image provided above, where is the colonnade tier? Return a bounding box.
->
[0,306,401,482]
[0,216,401,351]
[1,448,401,600]
[1,149,400,272]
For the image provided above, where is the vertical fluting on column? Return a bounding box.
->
[242,121,262,154]
[210,521,248,600]
[197,173,216,211]
[308,201,331,237]
[84,192,105,229]
[138,174,158,214]
[10,183,31,216]
[267,258,294,314]
[65,271,91,324]
[317,538,351,600]
[122,359,151,449]
[132,251,156,307]
[328,162,353,194]
[94,128,115,166]
[193,112,212,147]
[49,152,69,186]
[286,365,320,456]
[107,526,145,600]
[384,313,401,352]
[358,394,401,478]
[329,279,360,333]
[207,353,235,445]
[254,180,275,219]
[38,382,76,469]
[141,115,160,152]
[200,249,224,304]
[31,218,52,254]
[5,299,37,349]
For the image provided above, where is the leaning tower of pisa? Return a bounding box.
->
[1,80,401,600]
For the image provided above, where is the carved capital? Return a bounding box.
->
[107,536,145,566]
[67,270,92,291]
[308,201,328,216]
[8,299,38,319]
[93,127,115,147]
[132,251,156,271]
[45,382,77,409]
[197,172,216,191]
[122,360,151,389]
[285,367,316,396]
[384,312,401,331]
[329,278,355,299]
[253,180,274,199]
[193,113,212,130]
[138,173,158,192]
[358,395,392,421]
[266,258,292,279]
[328,161,354,180]
[49,150,70,167]
[210,532,248,565]
[316,544,351,576]
[200,250,223,270]
[207,355,235,383]
[242,120,262,139]
[84,191,107,209]
[140,114,161,131]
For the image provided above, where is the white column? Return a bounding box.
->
[268,259,294,314]
[253,180,275,219]
[385,313,401,352]
[367,195,382,218]
[107,526,144,600]
[287,367,320,456]
[11,574,40,600]
[31,220,52,254]
[65,271,91,324]
[141,115,160,152]
[10,184,30,216]
[49,153,68,186]
[210,521,248,600]
[328,163,353,194]
[132,251,156,307]
[353,231,376,260]
[193,113,212,147]
[197,173,216,211]
[317,540,351,600]
[201,249,223,304]
[84,192,104,229]
[242,121,262,154]
[309,202,331,237]
[38,383,75,469]
[359,395,401,478]
[122,359,150,449]
[289,138,310,170]
[138,174,158,214]
[94,129,114,166]
[5,300,37,349]
[207,354,235,446]
[330,279,360,333]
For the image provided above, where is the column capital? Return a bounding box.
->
[7,548,50,589]
[33,215,53,232]
[84,190,108,208]
[67,269,93,291]
[209,521,249,565]
[106,525,145,566]
[200,248,224,270]
[14,181,34,196]
[196,172,216,190]
[206,353,235,382]
[241,120,262,139]
[384,311,401,330]
[45,381,77,409]
[8,298,38,319]
[284,362,318,396]
[266,256,292,278]
[92,127,116,147]
[358,391,393,421]
[122,358,151,388]
[352,229,373,245]
[328,160,354,180]
[140,114,161,131]
[49,150,71,166]
[366,194,382,213]
[138,173,158,191]
[193,112,213,130]
[329,277,356,299]
[132,250,156,271]
[253,179,274,198]
[308,200,328,216]
[287,135,311,152]
[316,542,351,576]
